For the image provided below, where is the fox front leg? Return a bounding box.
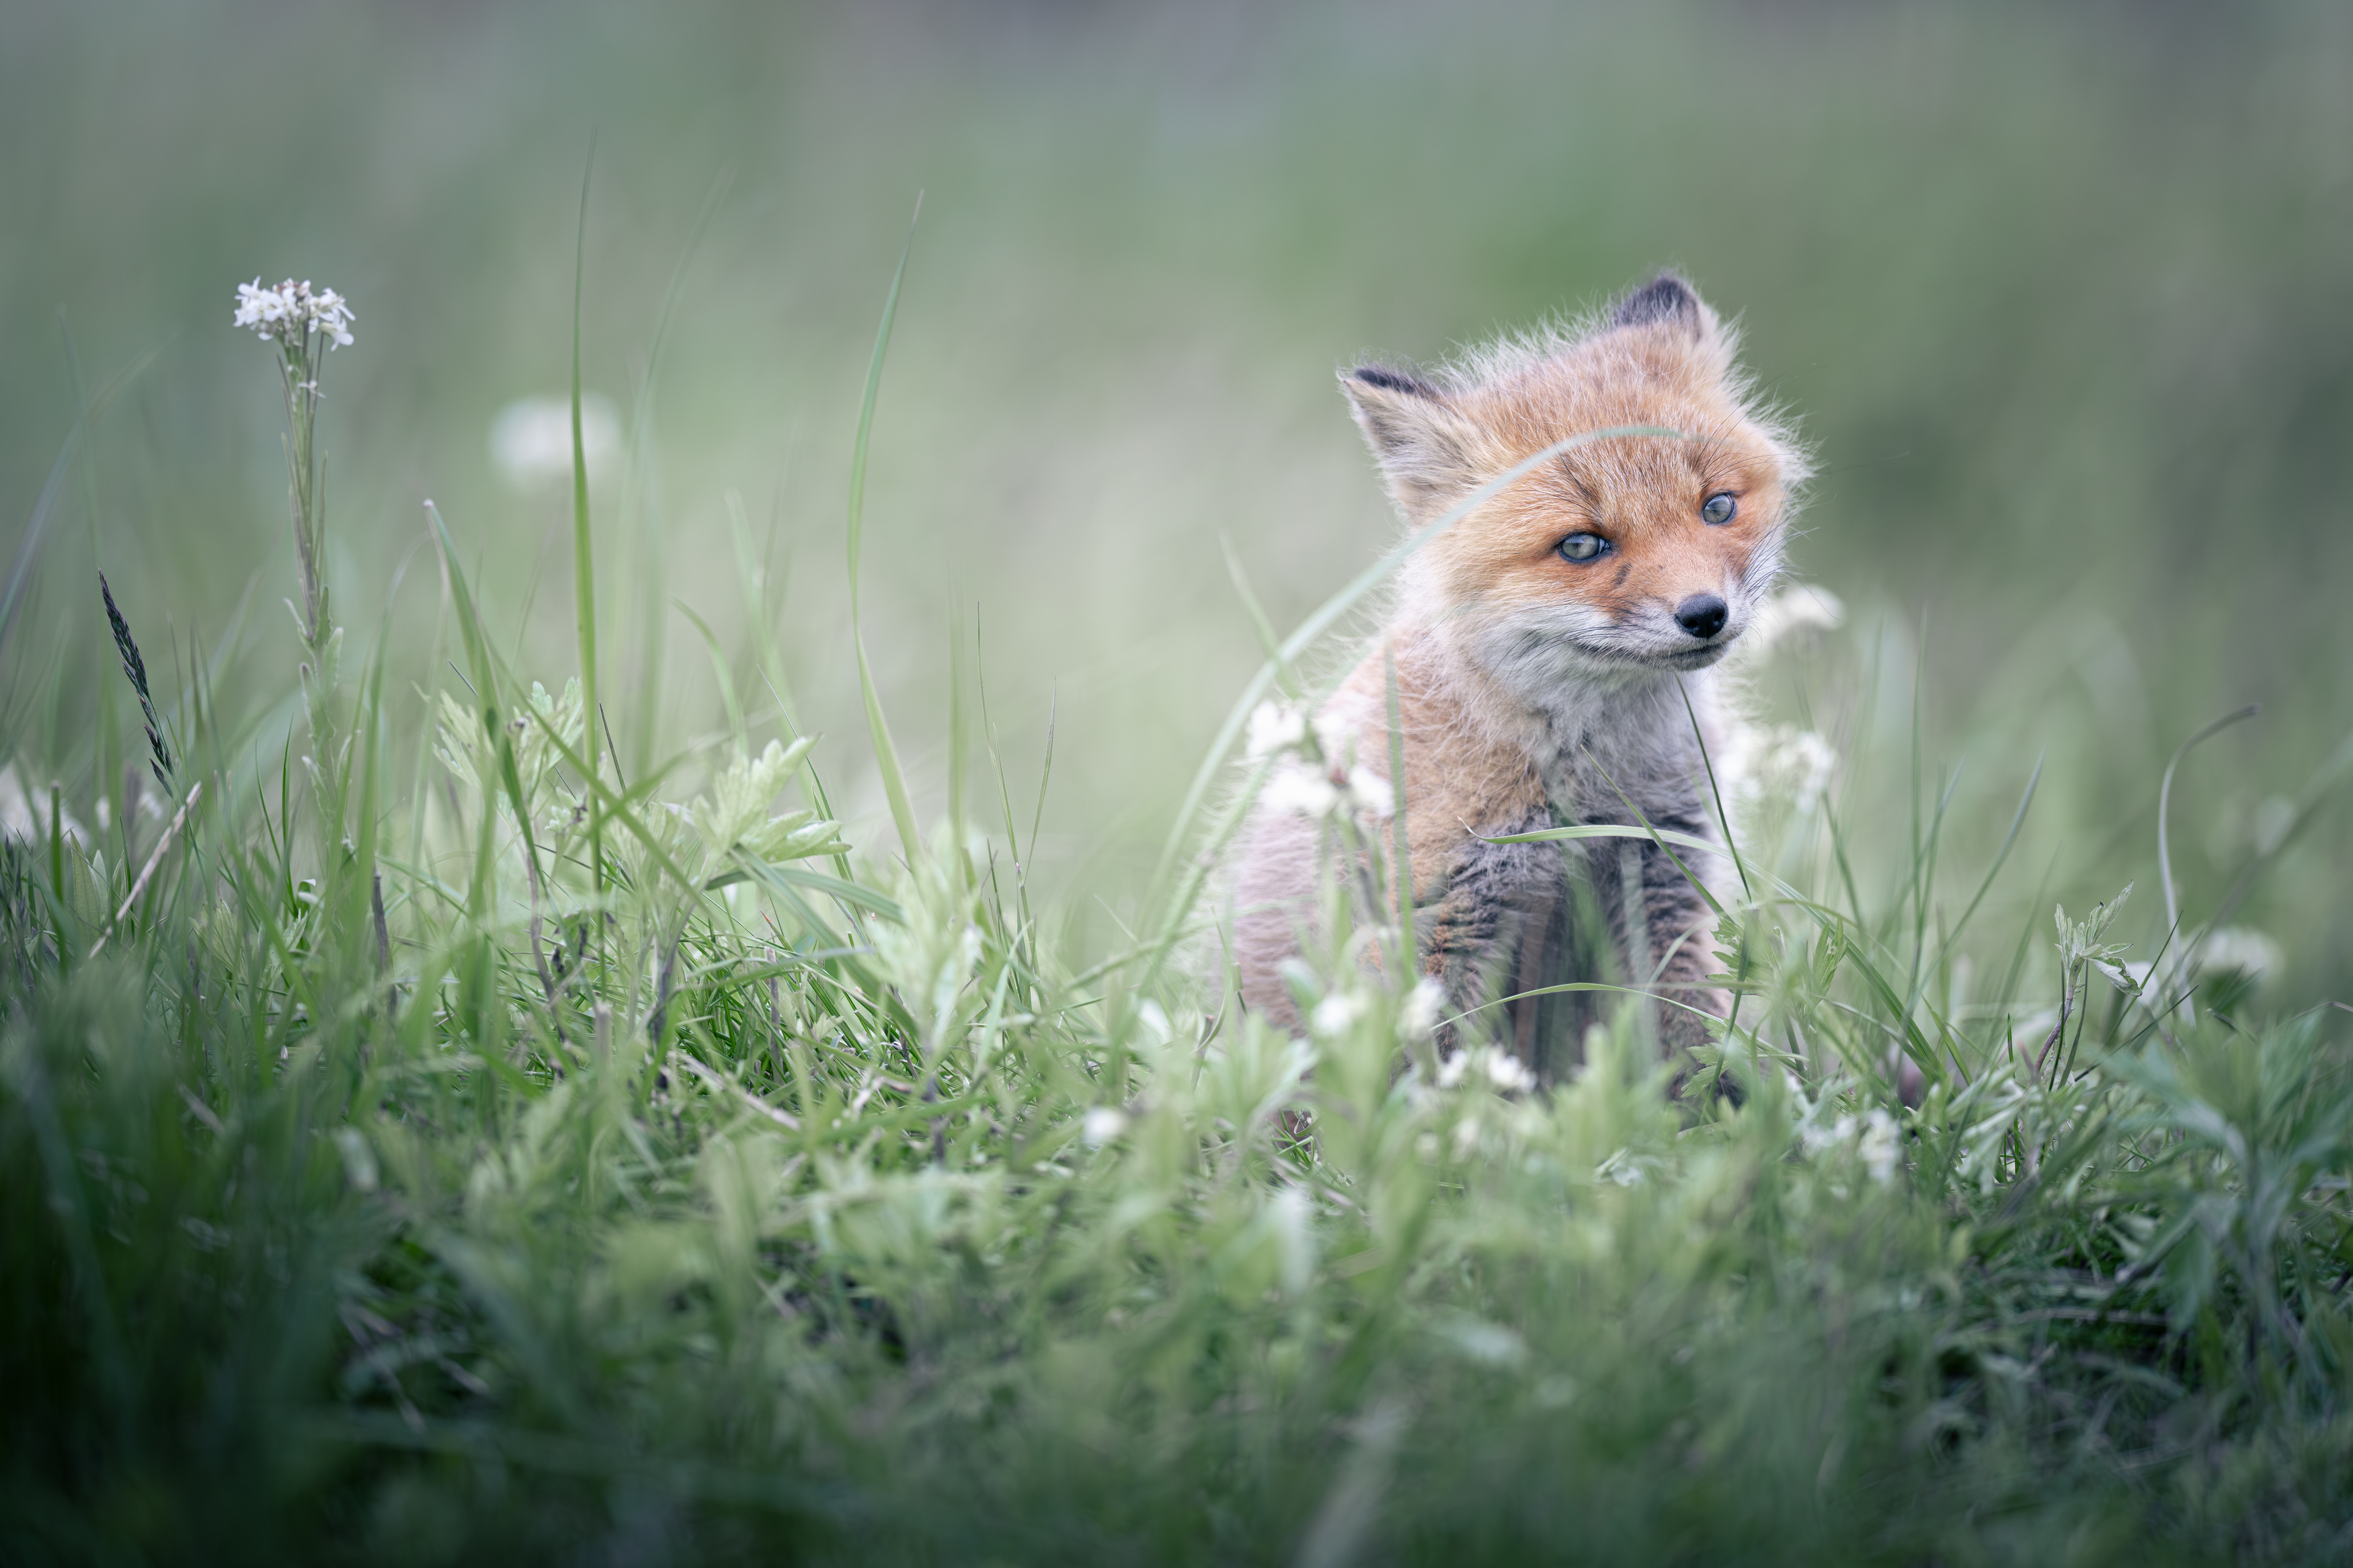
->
[1589,803,1732,1092]
[1417,827,1566,1055]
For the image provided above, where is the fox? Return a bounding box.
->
[1228,273,1808,1087]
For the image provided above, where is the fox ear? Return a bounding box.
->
[1611,272,1718,341]
[1341,366,1483,518]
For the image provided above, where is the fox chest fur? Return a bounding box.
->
[1227,274,1807,1079]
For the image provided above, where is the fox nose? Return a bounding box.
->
[1674,594,1728,641]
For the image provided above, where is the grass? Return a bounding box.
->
[7,246,2353,1568]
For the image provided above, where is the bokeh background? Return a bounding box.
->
[4,0,2349,993]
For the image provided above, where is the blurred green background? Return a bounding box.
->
[4,0,2349,993]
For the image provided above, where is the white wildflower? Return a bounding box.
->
[1857,1108,1901,1186]
[1311,710,1357,764]
[232,277,355,349]
[307,286,354,347]
[2195,926,2284,984]
[1263,768,1341,820]
[1261,759,1394,823]
[1246,702,1310,759]
[1740,584,1843,661]
[1342,766,1394,820]
[0,766,89,849]
[1082,1106,1129,1147]
[233,279,292,332]
[1796,1112,1845,1160]
[1724,723,1835,819]
[1400,977,1448,1038]
[1451,1115,1482,1160]
[489,395,623,493]
[1484,1050,1536,1092]
[1435,1046,1532,1093]
[1311,992,1369,1037]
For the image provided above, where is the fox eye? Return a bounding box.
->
[1557,532,1609,563]
[1700,492,1737,526]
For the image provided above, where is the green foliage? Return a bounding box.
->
[7,15,2353,1542]
[9,396,2353,1568]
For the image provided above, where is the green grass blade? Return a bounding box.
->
[723,857,905,924]
[848,198,924,864]
[571,139,604,907]
[1474,821,1728,864]
[0,343,159,666]
[948,597,968,835]
[673,599,746,747]
[2156,704,2260,958]
[1384,640,1414,977]
[425,501,549,944]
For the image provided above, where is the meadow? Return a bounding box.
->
[6,2,2353,1562]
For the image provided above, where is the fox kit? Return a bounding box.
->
[1230,274,1806,1084]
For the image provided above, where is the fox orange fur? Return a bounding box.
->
[1228,274,1808,1084]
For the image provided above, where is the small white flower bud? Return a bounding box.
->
[1741,585,1843,661]
[1484,1051,1536,1092]
[1310,992,1368,1036]
[1858,1108,1901,1186]
[1263,768,1342,821]
[1342,767,1394,820]
[1246,702,1310,759]
[1400,977,1447,1039]
[232,276,355,349]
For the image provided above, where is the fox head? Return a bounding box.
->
[1344,274,1808,703]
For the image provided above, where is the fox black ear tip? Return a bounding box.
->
[1612,273,1703,331]
[1345,364,1441,399]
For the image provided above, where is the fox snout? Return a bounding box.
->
[1617,584,1747,668]
[1673,593,1728,641]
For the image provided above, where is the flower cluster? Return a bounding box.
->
[489,395,622,493]
[2193,925,2284,985]
[1793,1085,1903,1186]
[1246,702,1310,759]
[1308,991,1367,1037]
[1723,723,1836,820]
[1854,1110,1902,1185]
[1740,583,1843,662]
[233,278,355,349]
[1248,700,1395,823]
[1263,766,1393,822]
[0,765,89,850]
[1399,976,1448,1038]
[1436,1046,1537,1094]
[1081,1106,1129,1147]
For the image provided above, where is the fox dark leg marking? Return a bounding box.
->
[1585,797,1731,1093]
[1511,872,1606,1083]
[1419,825,1565,1057]
[1512,889,1553,1064]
